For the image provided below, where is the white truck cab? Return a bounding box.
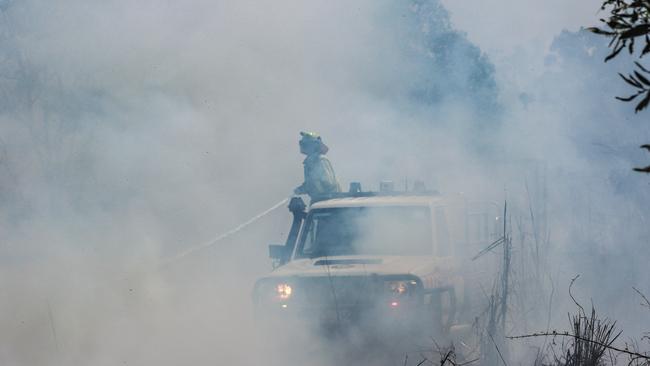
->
[253,189,498,337]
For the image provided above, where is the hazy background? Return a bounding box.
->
[0,0,648,365]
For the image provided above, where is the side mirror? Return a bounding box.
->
[268,244,288,261]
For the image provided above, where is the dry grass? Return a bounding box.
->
[509,304,649,366]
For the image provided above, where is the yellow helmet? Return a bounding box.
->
[299,131,328,154]
[299,131,320,140]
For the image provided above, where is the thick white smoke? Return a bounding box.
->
[0,0,648,365]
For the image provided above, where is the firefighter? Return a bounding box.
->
[294,131,340,200]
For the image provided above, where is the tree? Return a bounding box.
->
[588,1,650,172]
[587,0,650,112]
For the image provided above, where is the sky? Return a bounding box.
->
[441,0,601,53]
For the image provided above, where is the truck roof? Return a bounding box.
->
[310,195,442,209]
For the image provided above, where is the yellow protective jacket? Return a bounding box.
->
[295,154,340,198]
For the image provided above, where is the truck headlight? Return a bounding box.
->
[386,281,408,295]
[384,279,419,308]
[276,283,293,300]
[385,281,410,296]
[385,279,419,295]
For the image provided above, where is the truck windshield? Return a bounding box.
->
[295,206,432,258]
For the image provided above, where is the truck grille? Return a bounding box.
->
[295,276,380,308]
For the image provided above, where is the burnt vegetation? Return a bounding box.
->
[406,190,649,366]
[507,278,650,366]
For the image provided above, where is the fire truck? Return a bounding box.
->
[253,183,499,339]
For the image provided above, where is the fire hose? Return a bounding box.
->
[160,198,289,267]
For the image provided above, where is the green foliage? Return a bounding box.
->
[588,1,650,112]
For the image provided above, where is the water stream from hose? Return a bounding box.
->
[160,198,289,267]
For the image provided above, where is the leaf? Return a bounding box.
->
[616,93,642,102]
[629,1,650,10]
[609,36,618,48]
[605,44,625,62]
[635,90,650,112]
[610,15,628,24]
[634,70,650,85]
[642,35,650,56]
[621,24,650,39]
[629,37,635,53]
[615,12,635,18]
[635,61,650,73]
[619,72,643,88]
[607,19,629,29]
[585,27,615,35]
[612,14,633,26]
